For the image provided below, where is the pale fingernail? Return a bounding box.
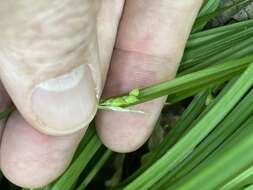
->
[31,65,97,135]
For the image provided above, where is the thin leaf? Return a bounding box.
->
[169,115,253,190]
[101,55,253,108]
[51,134,101,190]
[123,62,253,190]
[76,150,112,190]
[0,106,15,120]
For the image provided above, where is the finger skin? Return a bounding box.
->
[97,0,125,86]
[96,0,203,153]
[0,1,125,188]
[0,111,85,188]
[0,82,11,140]
[0,0,100,135]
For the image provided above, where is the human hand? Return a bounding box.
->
[0,0,203,188]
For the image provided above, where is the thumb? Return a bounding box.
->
[0,0,101,135]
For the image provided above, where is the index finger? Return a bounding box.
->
[96,0,203,153]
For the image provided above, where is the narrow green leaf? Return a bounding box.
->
[72,125,96,161]
[51,134,101,190]
[76,150,112,190]
[188,19,253,48]
[193,0,251,32]
[193,0,220,32]
[244,184,253,190]
[123,62,253,190]
[181,36,253,74]
[221,166,253,190]
[0,106,15,120]
[101,55,252,108]
[154,80,253,189]
[169,115,253,190]
[119,92,208,187]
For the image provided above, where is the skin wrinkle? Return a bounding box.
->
[1,40,92,81]
[114,47,179,66]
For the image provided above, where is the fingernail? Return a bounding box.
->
[31,65,97,135]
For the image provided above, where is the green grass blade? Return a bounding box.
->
[76,150,112,190]
[169,115,253,190]
[182,27,253,69]
[136,57,251,104]
[181,36,253,74]
[121,78,234,188]
[188,19,253,48]
[244,184,253,190]
[0,106,15,120]
[198,0,220,17]
[193,0,220,32]
[123,63,253,190]
[72,125,96,161]
[153,83,253,189]
[150,79,237,190]
[101,56,253,108]
[154,92,208,154]
[193,0,251,32]
[221,165,253,190]
[51,134,101,190]
[166,74,234,103]
[118,92,208,187]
